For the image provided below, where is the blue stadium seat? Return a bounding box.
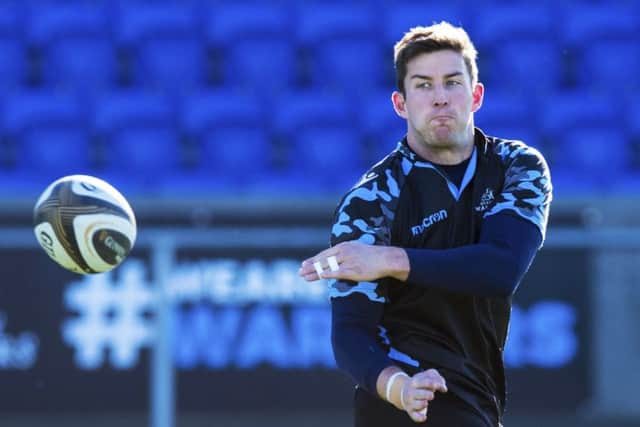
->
[116,3,205,93]
[359,90,405,162]
[561,4,638,46]
[181,91,263,134]
[577,41,640,93]
[223,39,296,91]
[27,3,116,91]
[201,127,272,183]
[0,39,26,89]
[295,3,377,45]
[310,40,385,90]
[289,126,365,191]
[475,91,542,149]
[472,4,555,47]
[629,99,640,139]
[92,91,179,192]
[206,2,289,45]
[180,91,270,184]
[271,90,353,136]
[269,90,361,190]
[553,128,629,188]
[486,41,562,92]
[540,92,616,136]
[205,2,292,90]
[476,91,533,130]
[0,4,25,89]
[2,92,90,180]
[295,4,379,90]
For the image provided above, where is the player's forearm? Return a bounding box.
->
[331,295,393,394]
[405,214,541,297]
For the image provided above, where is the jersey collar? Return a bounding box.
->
[396,129,486,201]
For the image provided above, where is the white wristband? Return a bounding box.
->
[385,372,409,404]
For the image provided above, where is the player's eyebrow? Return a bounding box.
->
[410,71,464,80]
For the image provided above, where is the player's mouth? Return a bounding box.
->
[431,114,455,122]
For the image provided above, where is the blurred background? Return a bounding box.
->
[0,0,639,426]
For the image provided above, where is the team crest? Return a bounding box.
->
[475,188,495,212]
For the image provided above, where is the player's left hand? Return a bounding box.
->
[299,241,409,282]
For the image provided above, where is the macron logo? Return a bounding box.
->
[411,209,448,236]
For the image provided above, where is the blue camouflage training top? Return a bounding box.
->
[328,128,552,413]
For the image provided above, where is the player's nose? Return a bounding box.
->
[432,85,448,106]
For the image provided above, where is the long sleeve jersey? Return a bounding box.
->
[328,129,552,415]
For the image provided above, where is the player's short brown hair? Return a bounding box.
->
[394,22,478,94]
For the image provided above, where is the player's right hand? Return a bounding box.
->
[401,369,448,423]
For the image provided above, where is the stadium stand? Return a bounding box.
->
[0,0,636,195]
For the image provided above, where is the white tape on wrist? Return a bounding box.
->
[385,372,409,405]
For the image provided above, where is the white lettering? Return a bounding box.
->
[411,210,448,236]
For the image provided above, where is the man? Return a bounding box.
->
[299,22,552,426]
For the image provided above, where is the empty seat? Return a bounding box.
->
[223,39,297,91]
[628,99,640,138]
[206,2,290,45]
[269,90,362,188]
[472,4,555,47]
[310,40,386,90]
[295,4,380,90]
[577,41,640,92]
[271,90,353,136]
[359,90,405,162]
[180,91,270,180]
[290,126,365,190]
[27,3,116,91]
[3,91,90,177]
[0,39,27,89]
[475,91,534,130]
[92,91,179,191]
[200,127,272,182]
[295,3,377,45]
[205,2,292,89]
[181,91,263,134]
[0,4,26,88]
[539,92,616,136]
[561,4,638,47]
[554,128,629,178]
[486,41,562,92]
[116,3,205,93]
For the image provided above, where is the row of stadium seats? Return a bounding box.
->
[3,1,638,47]
[0,89,637,196]
[1,36,638,94]
[0,2,638,93]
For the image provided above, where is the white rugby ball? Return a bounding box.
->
[33,175,137,274]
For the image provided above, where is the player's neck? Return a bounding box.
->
[407,131,475,165]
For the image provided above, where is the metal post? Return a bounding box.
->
[151,234,175,427]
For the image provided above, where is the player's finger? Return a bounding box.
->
[413,377,447,393]
[300,271,320,282]
[302,247,337,266]
[411,389,435,401]
[409,408,428,423]
[414,370,447,392]
[320,265,358,281]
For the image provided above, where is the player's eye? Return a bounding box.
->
[417,82,431,89]
[446,80,462,86]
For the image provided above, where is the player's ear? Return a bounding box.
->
[392,91,409,119]
[471,82,484,113]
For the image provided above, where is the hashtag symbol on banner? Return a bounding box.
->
[62,260,156,370]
